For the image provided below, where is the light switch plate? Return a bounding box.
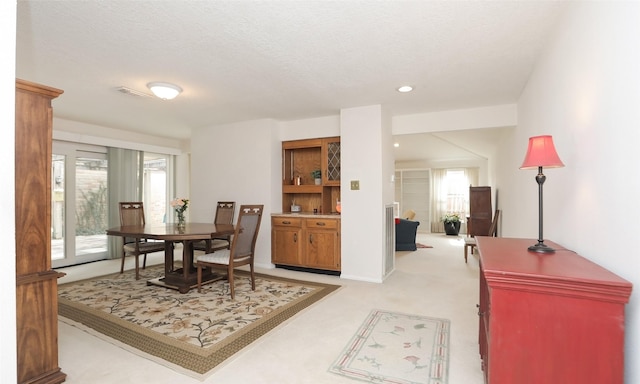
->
[350,180,360,190]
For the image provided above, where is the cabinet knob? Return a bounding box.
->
[315,222,326,226]
[282,221,291,224]
[293,233,297,243]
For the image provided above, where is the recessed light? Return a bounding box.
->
[397,85,413,93]
[394,143,400,147]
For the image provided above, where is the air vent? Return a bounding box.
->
[116,86,152,98]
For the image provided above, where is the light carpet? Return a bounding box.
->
[58,264,340,380]
[330,309,450,384]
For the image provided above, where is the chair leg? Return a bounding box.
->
[464,245,468,263]
[134,254,140,280]
[228,265,235,300]
[120,253,126,274]
[196,264,202,293]
[250,264,256,292]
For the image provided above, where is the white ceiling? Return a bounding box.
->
[16,1,566,160]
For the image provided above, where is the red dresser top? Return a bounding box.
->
[476,237,632,304]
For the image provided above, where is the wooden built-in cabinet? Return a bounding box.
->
[282,137,340,214]
[276,136,341,273]
[321,136,341,186]
[476,237,632,384]
[271,215,341,273]
[469,186,492,236]
[272,217,303,266]
[15,79,66,384]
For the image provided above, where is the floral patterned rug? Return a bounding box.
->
[329,309,450,384]
[58,264,340,379]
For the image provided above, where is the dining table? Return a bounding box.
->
[106,222,235,293]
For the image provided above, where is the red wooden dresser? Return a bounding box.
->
[476,237,632,384]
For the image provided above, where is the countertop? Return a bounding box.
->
[271,212,341,219]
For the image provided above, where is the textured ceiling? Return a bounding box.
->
[16,1,565,158]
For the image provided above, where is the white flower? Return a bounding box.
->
[170,198,189,212]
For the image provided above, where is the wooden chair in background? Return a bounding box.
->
[195,205,263,299]
[193,201,236,253]
[464,209,500,263]
[119,202,166,279]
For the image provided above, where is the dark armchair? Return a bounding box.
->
[395,218,420,251]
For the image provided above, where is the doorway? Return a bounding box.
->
[52,143,171,268]
[52,141,108,267]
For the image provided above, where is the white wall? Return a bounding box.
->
[392,104,517,135]
[1,2,17,381]
[278,115,340,141]
[340,105,394,282]
[53,117,188,155]
[190,119,280,269]
[495,3,640,382]
[189,111,398,283]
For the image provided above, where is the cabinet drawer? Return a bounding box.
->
[306,219,338,229]
[272,217,303,227]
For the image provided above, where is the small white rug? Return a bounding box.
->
[329,309,450,384]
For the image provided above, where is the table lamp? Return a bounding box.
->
[520,135,564,253]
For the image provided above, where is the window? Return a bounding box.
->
[52,142,109,267]
[431,167,478,232]
[443,169,468,215]
[53,143,174,267]
[143,153,169,224]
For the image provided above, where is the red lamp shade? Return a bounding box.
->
[520,135,565,169]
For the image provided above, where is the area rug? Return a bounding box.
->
[416,243,433,248]
[329,309,450,384]
[58,264,340,380]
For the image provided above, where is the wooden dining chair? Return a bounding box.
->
[119,202,165,279]
[193,201,236,253]
[464,209,500,263]
[195,205,263,299]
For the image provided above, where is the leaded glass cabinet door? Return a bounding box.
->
[322,136,340,186]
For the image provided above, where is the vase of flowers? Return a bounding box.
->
[171,198,189,229]
[441,213,461,236]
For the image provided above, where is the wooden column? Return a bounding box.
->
[15,79,66,384]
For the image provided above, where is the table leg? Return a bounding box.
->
[148,239,220,293]
[164,241,174,274]
[182,240,194,280]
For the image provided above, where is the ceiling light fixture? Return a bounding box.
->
[397,85,413,93]
[394,143,400,147]
[147,82,183,100]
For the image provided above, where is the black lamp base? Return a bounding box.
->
[528,242,555,253]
